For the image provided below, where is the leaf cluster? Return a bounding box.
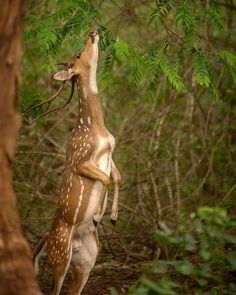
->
[125,207,236,295]
[23,0,236,108]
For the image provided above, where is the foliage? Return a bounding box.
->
[24,0,100,56]
[23,0,236,110]
[126,208,236,295]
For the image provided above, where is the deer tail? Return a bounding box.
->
[33,233,48,275]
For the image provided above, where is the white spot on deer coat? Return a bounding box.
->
[87,116,91,125]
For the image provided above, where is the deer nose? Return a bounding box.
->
[89,31,98,37]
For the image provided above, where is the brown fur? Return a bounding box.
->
[33,32,121,295]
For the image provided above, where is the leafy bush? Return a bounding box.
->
[125,208,236,295]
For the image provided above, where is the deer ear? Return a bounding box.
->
[53,70,75,81]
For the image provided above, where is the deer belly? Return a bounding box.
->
[82,151,111,224]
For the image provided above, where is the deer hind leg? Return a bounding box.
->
[68,230,99,295]
[110,160,121,225]
[47,223,73,295]
[51,251,72,295]
[50,244,72,295]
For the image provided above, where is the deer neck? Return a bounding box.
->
[76,73,105,130]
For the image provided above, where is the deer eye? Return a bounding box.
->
[75,50,82,59]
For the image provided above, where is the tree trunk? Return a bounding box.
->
[0,1,42,294]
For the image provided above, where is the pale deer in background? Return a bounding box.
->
[31,31,121,295]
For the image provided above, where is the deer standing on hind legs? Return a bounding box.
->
[31,31,121,295]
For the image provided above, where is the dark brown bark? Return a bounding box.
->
[0,1,42,294]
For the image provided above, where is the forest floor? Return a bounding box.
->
[38,258,141,295]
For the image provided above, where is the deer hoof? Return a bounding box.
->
[93,219,98,227]
[110,218,117,226]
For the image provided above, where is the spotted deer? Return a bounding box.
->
[31,31,121,295]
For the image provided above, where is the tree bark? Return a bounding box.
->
[0,1,42,294]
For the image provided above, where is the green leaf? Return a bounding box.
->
[154,260,169,274]
[156,56,185,92]
[196,278,208,287]
[200,249,211,261]
[218,50,236,68]
[141,277,178,295]
[183,233,197,252]
[176,3,193,30]
[148,0,173,26]
[36,28,58,52]
[132,286,149,295]
[206,7,225,30]
[197,263,213,278]
[197,207,229,225]
[98,26,115,51]
[100,51,114,88]
[114,39,130,63]
[173,261,195,275]
[193,49,211,87]
[132,60,146,87]
[110,288,119,295]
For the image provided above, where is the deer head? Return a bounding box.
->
[24,31,99,120]
[54,31,99,92]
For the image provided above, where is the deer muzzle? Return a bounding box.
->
[89,31,99,44]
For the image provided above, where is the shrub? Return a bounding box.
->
[125,207,236,295]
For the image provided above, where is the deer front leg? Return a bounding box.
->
[110,160,121,225]
[93,187,108,226]
[78,161,110,226]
